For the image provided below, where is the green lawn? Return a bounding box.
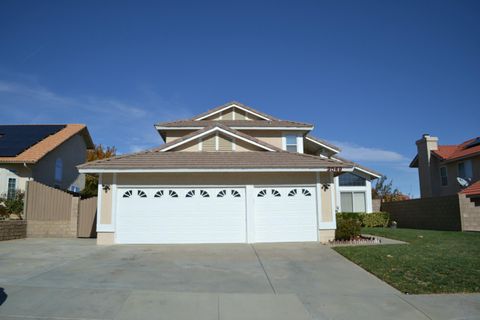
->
[333,228,480,294]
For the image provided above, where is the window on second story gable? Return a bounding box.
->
[285,135,298,152]
[458,160,473,180]
[339,173,366,187]
[440,166,448,186]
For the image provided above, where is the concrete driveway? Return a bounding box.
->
[0,239,478,320]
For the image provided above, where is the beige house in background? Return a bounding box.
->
[79,102,379,245]
[410,134,480,198]
[0,124,94,197]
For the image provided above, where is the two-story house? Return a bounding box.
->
[0,124,94,197]
[410,134,480,198]
[79,102,379,245]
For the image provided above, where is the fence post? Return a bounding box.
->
[70,196,80,237]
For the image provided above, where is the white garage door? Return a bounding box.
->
[116,187,246,244]
[254,187,317,243]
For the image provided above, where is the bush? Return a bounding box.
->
[335,216,361,240]
[362,212,389,227]
[0,190,25,217]
[337,212,389,228]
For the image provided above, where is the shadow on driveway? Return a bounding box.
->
[0,287,7,305]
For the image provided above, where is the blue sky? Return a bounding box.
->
[1,0,479,197]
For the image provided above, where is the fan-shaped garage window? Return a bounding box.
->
[288,189,297,197]
[186,190,195,198]
[271,189,281,197]
[137,190,147,198]
[169,190,179,198]
[302,189,312,197]
[257,189,267,197]
[217,190,227,198]
[154,190,164,198]
[200,190,210,197]
[231,190,241,198]
[123,190,133,198]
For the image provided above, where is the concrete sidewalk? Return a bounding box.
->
[0,239,478,320]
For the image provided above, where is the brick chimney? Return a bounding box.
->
[416,134,439,197]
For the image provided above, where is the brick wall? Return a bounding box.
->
[381,195,462,231]
[459,194,480,231]
[0,220,27,241]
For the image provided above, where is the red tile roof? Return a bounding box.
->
[461,180,480,196]
[432,137,480,162]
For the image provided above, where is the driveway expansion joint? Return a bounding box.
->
[251,245,276,295]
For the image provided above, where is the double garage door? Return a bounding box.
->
[116,186,317,244]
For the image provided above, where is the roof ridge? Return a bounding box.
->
[188,101,281,121]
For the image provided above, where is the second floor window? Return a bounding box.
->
[458,160,473,180]
[440,166,448,186]
[285,135,297,152]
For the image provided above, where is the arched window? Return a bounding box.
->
[55,158,63,182]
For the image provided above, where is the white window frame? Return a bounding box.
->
[283,134,303,153]
[440,166,448,186]
[339,191,366,213]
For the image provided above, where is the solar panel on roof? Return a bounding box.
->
[465,137,480,149]
[0,125,66,157]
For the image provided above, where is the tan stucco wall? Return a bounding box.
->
[117,172,316,186]
[318,229,335,243]
[100,173,113,224]
[171,133,264,152]
[165,130,195,143]
[319,173,334,222]
[97,232,115,245]
[428,155,480,197]
[204,108,263,121]
[32,134,87,190]
[240,130,283,149]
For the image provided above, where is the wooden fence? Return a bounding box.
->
[25,181,97,238]
[78,197,97,238]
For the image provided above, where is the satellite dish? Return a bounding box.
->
[457,177,470,188]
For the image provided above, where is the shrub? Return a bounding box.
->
[0,190,25,216]
[362,212,389,227]
[335,216,361,240]
[337,212,390,228]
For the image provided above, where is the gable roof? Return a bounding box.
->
[460,180,480,197]
[157,123,282,152]
[0,124,94,164]
[155,119,313,130]
[410,136,480,168]
[192,101,279,121]
[305,135,341,153]
[432,137,480,162]
[78,150,351,172]
[331,155,382,178]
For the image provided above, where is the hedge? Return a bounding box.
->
[335,212,390,240]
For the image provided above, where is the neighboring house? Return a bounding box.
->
[410,134,480,198]
[0,124,94,197]
[78,101,379,245]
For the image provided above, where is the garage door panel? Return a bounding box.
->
[116,187,246,244]
[254,187,317,243]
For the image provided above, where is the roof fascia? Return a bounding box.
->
[194,103,271,121]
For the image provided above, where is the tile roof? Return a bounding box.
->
[78,150,350,170]
[305,135,341,152]
[155,119,313,129]
[191,101,280,121]
[155,123,284,152]
[0,124,94,164]
[460,180,480,196]
[432,137,480,161]
[332,156,382,178]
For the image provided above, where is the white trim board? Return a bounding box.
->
[160,126,276,152]
[194,103,271,121]
[79,168,355,174]
[155,126,314,131]
[305,136,340,153]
